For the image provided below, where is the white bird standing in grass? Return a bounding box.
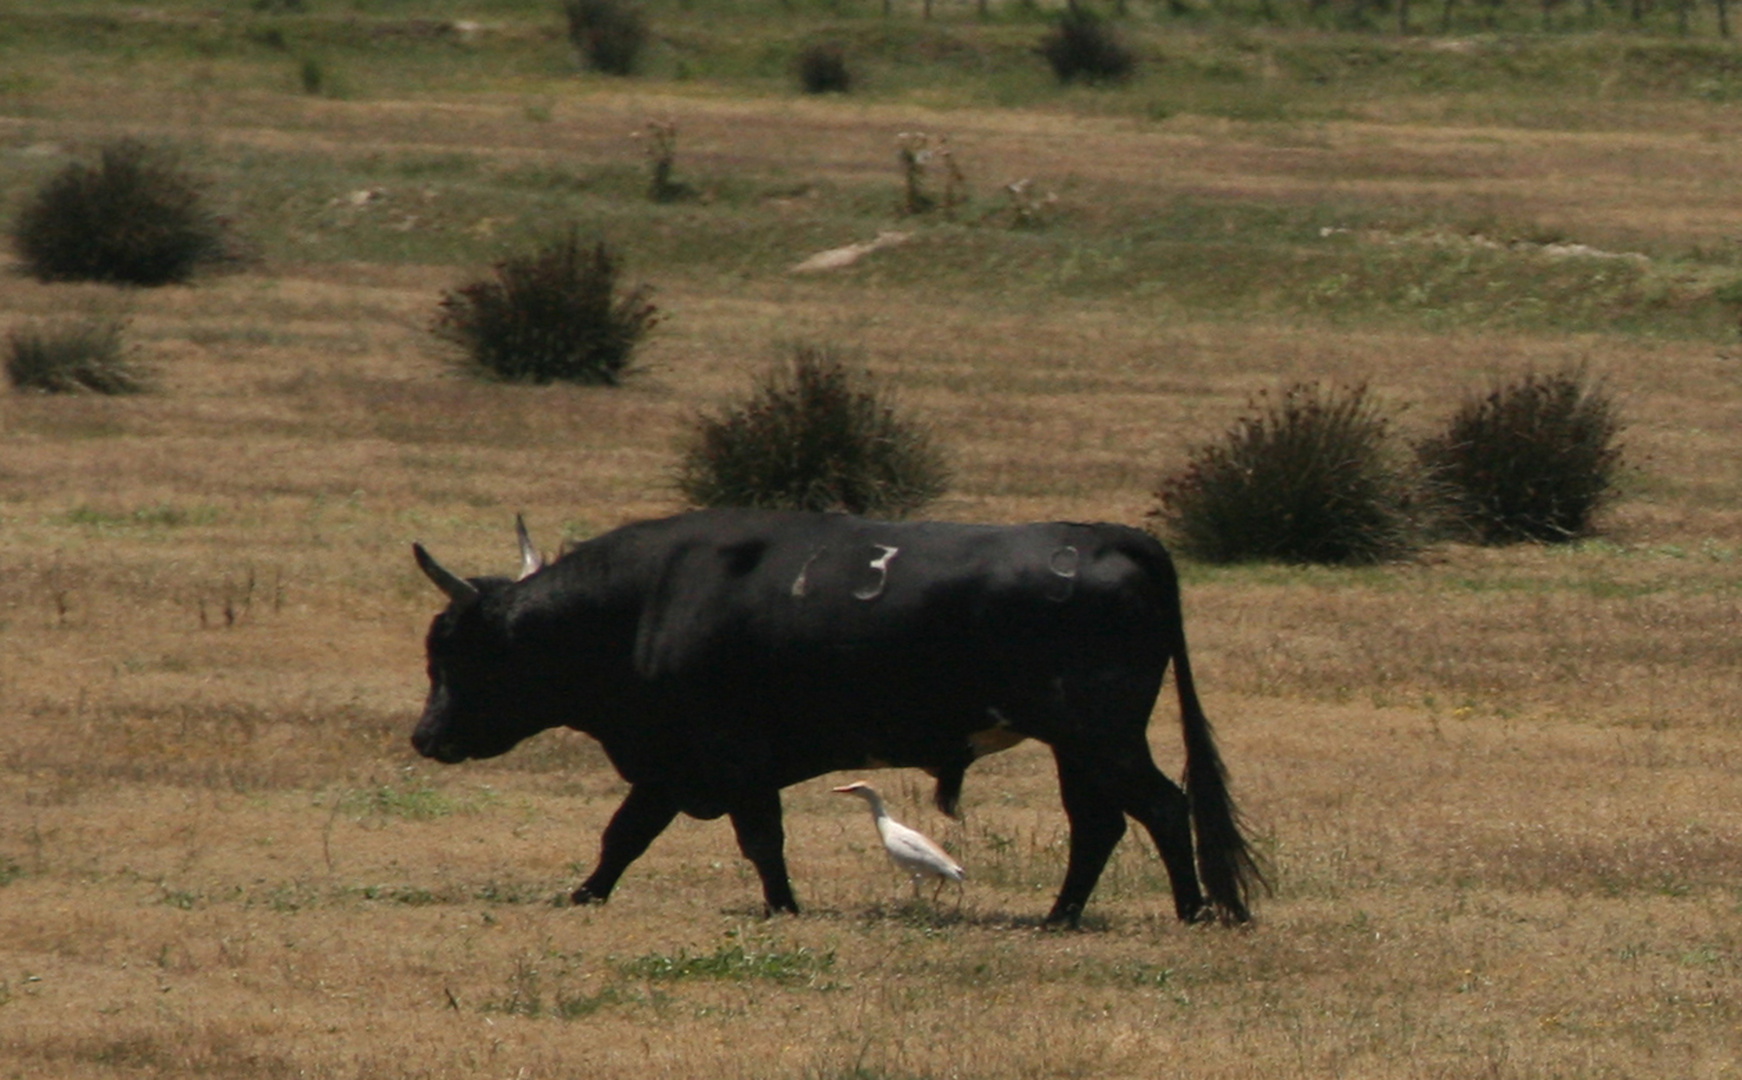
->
[834,781,965,904]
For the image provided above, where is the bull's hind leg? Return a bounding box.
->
[573,784,680,905]
[1046,749,1127,927]
[1113,755,1209,923]
[728,787,800,915]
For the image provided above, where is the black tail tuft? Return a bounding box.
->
[1182,706,1270,923]
[1173,626,1269,923]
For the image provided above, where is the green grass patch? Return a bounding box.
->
[340,776,488,820]
[617,941,840,984]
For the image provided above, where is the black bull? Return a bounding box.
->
[410,509,1264,925]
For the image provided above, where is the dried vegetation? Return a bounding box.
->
[1,5,1740,1080]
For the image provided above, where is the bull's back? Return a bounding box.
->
[628,510,1171,707]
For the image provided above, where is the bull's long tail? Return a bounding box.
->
[1171,618,1270,924]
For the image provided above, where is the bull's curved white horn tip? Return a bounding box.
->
[514,514,544,579]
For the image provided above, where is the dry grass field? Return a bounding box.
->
[3,5,1741,1078]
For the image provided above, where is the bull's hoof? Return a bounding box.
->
[1043,904,1084,930]
[571,886,607,906]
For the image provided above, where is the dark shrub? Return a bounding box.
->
[1418,368,1623,544]
[797,43,852,94]
[12,141,229,287]
[675,344,950,518]
[432,230,658,386]
[299,56,326,95]
[564,0,648,76]
[6,317,148,395]
[1153,383,1422,565]
[1039,8,1136,85]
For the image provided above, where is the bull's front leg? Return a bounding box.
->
[728,787,799,915]
[573,783,681,905]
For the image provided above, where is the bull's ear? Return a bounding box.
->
[414,543,481,608]
[514,514,543,581]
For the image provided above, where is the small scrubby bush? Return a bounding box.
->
[637,119,690,203]
[797,43,851,94]
[1039,8,1136,85]
[1418,368,1623,544]
[896,132,966,218]
[432,230,657,386]
[6,317,148,395]
[1153,383,1421,565]
[564,0,648,76]
[11,141,229,287]
[675,344,950,518]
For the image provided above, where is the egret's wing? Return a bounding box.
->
[878,820,965,881]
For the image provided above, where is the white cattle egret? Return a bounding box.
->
[834,781,964,903]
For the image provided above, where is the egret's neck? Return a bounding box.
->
[857,792,889,820]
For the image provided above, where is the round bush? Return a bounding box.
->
[1039,8,1136,86]
[564,0,648,76]
[798,43,851,95]
[1154,383,1422,565]
[11,141,228,287]
[432,231,658,386]
[1418,368,1623,544]
[674,345,950,518]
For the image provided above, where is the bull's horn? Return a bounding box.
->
[413,542,481,606]
[514,514,543,581]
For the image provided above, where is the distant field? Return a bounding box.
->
[2,4,1740,1078]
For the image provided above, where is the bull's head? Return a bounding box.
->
[410,516,546,763]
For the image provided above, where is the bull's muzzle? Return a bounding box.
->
[411,692,469,763]
[411,727,470,764]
